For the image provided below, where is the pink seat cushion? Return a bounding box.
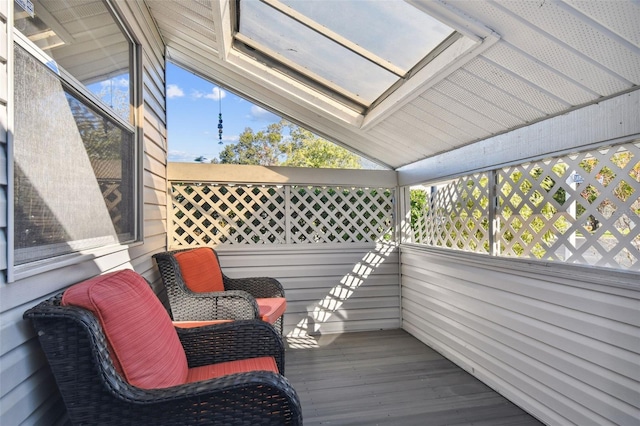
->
[174,248,225,293]
[61,269,189,389]
[256,297,287,324]
[186,357,278,383]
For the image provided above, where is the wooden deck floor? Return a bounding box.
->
[285,329,544,426]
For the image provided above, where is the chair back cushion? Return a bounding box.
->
[174,247,225,292]
[61,269,189,389]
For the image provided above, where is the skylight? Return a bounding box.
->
[235,0,455,111]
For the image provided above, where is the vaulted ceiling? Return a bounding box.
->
[147,0,639,170]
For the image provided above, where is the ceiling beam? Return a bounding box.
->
[361,0,502,130]
[211,0,233,60]
[362,35,497,130]
[397,89,640,186]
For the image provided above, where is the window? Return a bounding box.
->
[13,0,138,266]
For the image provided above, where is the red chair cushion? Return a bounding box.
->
[61,269,189,389]
[256,297,287,324]
[174,248,225,293]
[172,319,232,328]
[186,357,278,383]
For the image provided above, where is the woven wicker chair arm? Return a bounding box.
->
[223,276,285,298]
[110,371,302,425]
[132,370,296,401]
[170,290,260,321]
[177,319,285,373]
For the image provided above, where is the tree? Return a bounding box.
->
[216,119,361,169]
[218,121,285,166]
[281,125,361,169]
[410,188,428,231]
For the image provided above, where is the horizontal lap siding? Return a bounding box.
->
[0,3,7,277]
[0,3,167,425]
[400,246,640,426]
[216,244,401,335]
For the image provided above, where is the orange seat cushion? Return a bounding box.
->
[256,297,286,324]
[186,356,278,383]
[62,270,188,389]
[172,319,232,328]
[174,248,225,293]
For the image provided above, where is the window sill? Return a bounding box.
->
[11,240,143,283]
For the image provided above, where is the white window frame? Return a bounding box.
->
[8,0,142,282]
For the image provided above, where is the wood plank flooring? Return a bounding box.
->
[285,329,545,426]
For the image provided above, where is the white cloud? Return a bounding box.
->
[203,131,239,144]
[191,87,225,101]
[223,134,239,143]
[169,147,235,163]
[249,105,278,122]
[100,77,129,88]
[167,150,199,162]
[167,84,184,98]
[204,87,226,101]
[115,77,129,88]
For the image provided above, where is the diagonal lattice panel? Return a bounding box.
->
[498,159,575,260]
[414,174,490,253]
[411,139,640,271]
[497,141,640,269]
[171,184,286,246]
[170,183,395,247]
[290,186,394,243]
[99,181,123,231]
[220,186,287,243]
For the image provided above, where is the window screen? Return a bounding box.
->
[13,0,137,265]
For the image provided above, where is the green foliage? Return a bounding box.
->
[219,121,285,165]
[215,119,361,168]
[410,188,427,230]
[283,138,360,169]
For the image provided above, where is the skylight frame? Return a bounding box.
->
[260,0,406,78]
[232,0,459,113]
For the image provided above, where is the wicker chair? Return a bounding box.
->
[153,247,286,333]
[23,270,302,426]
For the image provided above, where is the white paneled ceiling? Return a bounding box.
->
[144,0,640,170]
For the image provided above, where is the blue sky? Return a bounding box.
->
[166,62,280,162]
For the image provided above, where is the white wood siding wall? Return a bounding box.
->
[0,2,7,280]
[216,244,401,336]
[401,245,640,426]
[398,89,640,425]
[167,164,402,336]
[0,3,167,425]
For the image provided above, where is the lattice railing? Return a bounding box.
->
[290,186,394,243]
[170,183,394,247]
[99,180,123,232]
[412,174,491,254]
[411,140,640,271]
